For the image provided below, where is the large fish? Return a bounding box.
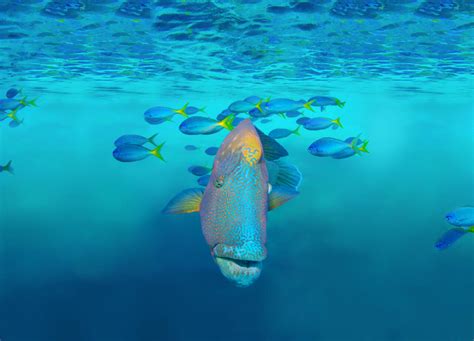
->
[163,119,302,287]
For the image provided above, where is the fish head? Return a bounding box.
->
[200,119,269,287]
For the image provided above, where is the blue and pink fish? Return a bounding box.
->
[163,119,301,287]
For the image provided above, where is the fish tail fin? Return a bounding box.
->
[331,117,343,128]
[351,137,361,156]
[218,114,235,131]
[303,100,315,112]
[336,99,345,108]
[150,142,166,161]
[278,113,286,119]
[293,125,301,136]
[28,97,38,107]
[4,160,13,174]
[359,140,369,154]
[7,108,19,121]
[255,99,264,113]
[19,96,28,106]
[174,103,189,118]
[199,106,207,113]
[147,133,159,146]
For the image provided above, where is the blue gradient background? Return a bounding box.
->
[0,80,473,340]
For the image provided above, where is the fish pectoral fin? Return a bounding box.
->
[162,188,204,214]
[268,185,299,211]
[267,160,302,191]
[255,127,288,161]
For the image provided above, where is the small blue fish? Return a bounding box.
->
[233,117,247,126]
[244,96,262,105]
[229,100,263,113]
[114,133,158,147]
[113,143,165,162]
[249,107,271,118]
[216,109,234,121]
[185,145,199,151]
[197,174,210,187]
[188,165,212,176]
[9,118,24,128]
[286,110,303,118]
[179,115,234,135]
[308,137,368,157]
[185,106,206,115]
[445,207,474,227]
[0,98,22,111]
[268,126,301,139]
[0,160,13,174]
[264,98,314,113]
[296,117,310,125]
[205,146,219,156]
[6,88,21,99]
[308,96,345,111]
[435,227,474,250]
[331,138,365,159]
[144,103,188,124]
[303,117,343,130]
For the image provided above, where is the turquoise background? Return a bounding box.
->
[1,1,473,340]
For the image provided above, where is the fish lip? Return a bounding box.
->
[212,243,267,262]
[214,256,263,288]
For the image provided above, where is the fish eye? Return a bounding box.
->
[214,176,224,188]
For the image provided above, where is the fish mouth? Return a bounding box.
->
[214,256,263,288]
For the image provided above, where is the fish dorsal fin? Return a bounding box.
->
[267,160,302,190]
[255,127,288,161]
[162,188,204,214]
[268,186,299,211]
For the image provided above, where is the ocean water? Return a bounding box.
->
[1,1,474,341]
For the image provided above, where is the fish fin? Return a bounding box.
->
[28,97,38,107]
[336,99,345,108]
[7,108,19,121]
[199,106,207,113]
[468,226,474,233]
[292,125,301,136]
[268,185,299,211]
[218,114,235,130]
[359,140,369,154]
[162,188,204,214]
[278,113,286,119]
[174,103,189,118]
[255,127,288,161]
[331,117,343,128]
[147,133,159,146]
[150,142,165,161]
[19,96,28,106]
[4,160,13,174]
[267,159,302,190]
[255,99,264,113]
[303,100,315,112]
[434,228,467,250]
[320,106,325,112]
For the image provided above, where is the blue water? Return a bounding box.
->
[1,1,474,341]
